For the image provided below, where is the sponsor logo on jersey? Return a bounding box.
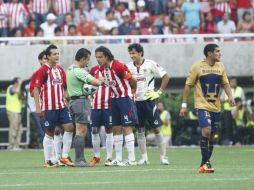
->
[136,77,146,82]
[108,80,116,86]
[52,79,63,85]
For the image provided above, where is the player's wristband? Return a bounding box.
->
[181,102,187,108]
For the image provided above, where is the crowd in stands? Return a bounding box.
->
[1,0,254,42]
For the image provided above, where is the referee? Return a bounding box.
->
[66,48,103,167]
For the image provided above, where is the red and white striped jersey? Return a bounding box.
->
[214,2,231,14]
[31,0,49,14]
[99,60,134,99]
[89,65,111,109]
[8,2,27,29]
[34,64,67,111]
[53,0,71,15]
[0,2,8,28]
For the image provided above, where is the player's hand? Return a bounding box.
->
[228,97,235,106]
[179,107,187,117]
[145,89,163,100]
[98,77,109,86]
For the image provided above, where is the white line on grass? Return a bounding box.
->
[0,178,253,187]
[0,167,254,175]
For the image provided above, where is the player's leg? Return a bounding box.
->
[197,109,214,173]
[42,110,57,167]
[59,107,74,167]
[111,98,123,165]
[135,101,149,164]
[103,109,113,166]
[121,97,138,166]
[70,99,90,167]
[90,109,101,166]
[52,126,64,166]
[146,100,168,165]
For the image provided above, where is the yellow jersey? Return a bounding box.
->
[186,59,229,112]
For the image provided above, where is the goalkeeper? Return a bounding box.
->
[127,43,170,165]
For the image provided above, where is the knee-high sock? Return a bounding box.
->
[125,133,135,162]
[92,133,101,158]
[73,135,85,162]
[43,134,53,162]
[53,134,63,160]
[155,133,166,159]
[137,132,148,161]
[114,134,123,161]
[208,140,214,161]
[200,136,209,165]
[106,133,113,160]
[62,132,73,158]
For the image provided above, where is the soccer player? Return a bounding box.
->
[66,48,103,167]
[89,64,114,166]
[127,43,170,165]
[179,44,235,173]
[95,46,138,166]
[33,44,74,167]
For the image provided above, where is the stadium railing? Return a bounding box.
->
[1,33,254,45]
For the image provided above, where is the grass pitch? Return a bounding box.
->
[0,146,254,190]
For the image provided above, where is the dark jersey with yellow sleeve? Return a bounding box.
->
[185,59,229,112]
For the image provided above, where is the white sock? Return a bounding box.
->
[138,132,148,161]
[53,134,63,160]
[43,134,53,162]
[114,134,123,161]
[106,133,113,160]
[155,133,166,158]
[125,133,135,162]
[62,132,73,158]
[92,133,101,158]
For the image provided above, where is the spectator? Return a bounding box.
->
[52,0,72,25]
[67,24,82,44]
[30,0,50,29]
[40,13,57,37]
[200,12,218,34]
[234,0,253,22]
[213,0,231,23]
[220,77,245,145]
[60,12,75,36]
[76,13,96,36]
[90,0,107,24]
[217,12,236,34]
[155,0,168,15]
[185,26,204,43]
[181,0,202,33]
[23,19,36,37]
[0,0,9,37]
[49,27,64,44]
[157,102,172,147]
[73,0,91,25]
[134,0,151,28]
[6,77,23,150]
[118,10,136,35]
[236,11,254,33]
[97,9,118,35]
[108,27,122,44]
[31,28,46,45]
[8,28,28,46]
[8,0,30,31]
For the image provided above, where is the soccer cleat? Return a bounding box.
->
[90,157,101,167]
[198,163,215,173]
[44,160,58,168]
[110,159,124,166]
[60,156,74,167]
[160,156,170,165]
[122,160,137,166]
[56,160,65,167]
[104,159,112,166]
[75,160,91,167]
[137,159,150,165]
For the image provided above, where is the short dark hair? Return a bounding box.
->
[234,97,242,103]
[12,77,20,85]
[75,48,91,61]
[38,50,46,61]
[45,44,58,56]
[128,43,144,56]
[95,46,114,61]
[203,44,219,57]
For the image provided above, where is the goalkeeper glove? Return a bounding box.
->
[145,89,163,100]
